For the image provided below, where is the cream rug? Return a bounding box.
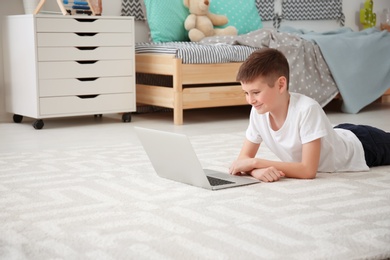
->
[1,132,390,259]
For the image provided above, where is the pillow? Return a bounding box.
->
[209,0,263,35]
[143,0,190,42]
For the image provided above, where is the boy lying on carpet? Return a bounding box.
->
[229,48,390,182]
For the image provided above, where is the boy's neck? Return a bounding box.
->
[269,93,290,131]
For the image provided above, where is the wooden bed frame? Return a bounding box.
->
[136,53,247,125]
[136,53,390,125]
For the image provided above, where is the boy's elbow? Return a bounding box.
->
[285,171,316,179]
[298,163,318,179]
[294,169,317,179]
[305,174,317,179]
[302,170,317,179]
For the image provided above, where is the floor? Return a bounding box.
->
[1,99,389,153]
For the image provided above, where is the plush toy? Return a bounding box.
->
[183,0,237,42]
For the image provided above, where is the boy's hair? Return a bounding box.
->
[236,48,290,89]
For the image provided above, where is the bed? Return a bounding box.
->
[123,0,390,124]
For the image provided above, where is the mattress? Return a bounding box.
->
[135,41,258,64]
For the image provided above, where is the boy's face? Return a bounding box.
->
[241,76,286,114]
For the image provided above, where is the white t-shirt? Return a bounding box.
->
[246,92,369,172]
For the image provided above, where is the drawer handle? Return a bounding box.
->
[75,18,97,23]
[77,95,99,99]
[76,77,99,82]
[75,33,97,37]
[76,60,98,64]
[76,47,98,51]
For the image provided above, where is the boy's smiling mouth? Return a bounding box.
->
[254,104,263,110]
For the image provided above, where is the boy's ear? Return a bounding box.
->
[277,76,287,92]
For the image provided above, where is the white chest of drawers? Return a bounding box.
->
[2,15,135,129]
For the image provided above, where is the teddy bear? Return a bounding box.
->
[183,0,237,42]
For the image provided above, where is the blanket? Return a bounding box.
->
[280,27,390,113]
[201,29,339,108]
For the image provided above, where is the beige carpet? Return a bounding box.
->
[1,132,390,259]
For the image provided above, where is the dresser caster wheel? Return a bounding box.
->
[122,113,132,122]
[13,114,23,123]
[33,119,44,130]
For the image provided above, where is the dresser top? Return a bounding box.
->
[6,14,134,20]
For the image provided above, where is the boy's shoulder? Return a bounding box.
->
[291,92,321,107]
[290,92,324,116]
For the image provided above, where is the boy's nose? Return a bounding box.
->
[247,95,255,104]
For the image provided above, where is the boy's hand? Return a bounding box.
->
[251,167,285,182]
[229,158,256,175]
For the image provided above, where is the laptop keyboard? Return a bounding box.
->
[207,176,234,186]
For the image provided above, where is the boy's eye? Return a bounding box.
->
[244,91,260,96]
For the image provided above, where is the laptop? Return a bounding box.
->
[134,127,260,190]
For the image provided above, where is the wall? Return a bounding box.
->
[0,0,389,122]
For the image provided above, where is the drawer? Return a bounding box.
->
[38,46,134,61]
[39,93,136,116]
[38,60,133,79]
[39,77,134,97]
[36,17,133,33]
[37,33,133,47]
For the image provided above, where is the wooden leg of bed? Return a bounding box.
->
[173,92,183,125]
[173,58,183,125]
[173,109,183,125]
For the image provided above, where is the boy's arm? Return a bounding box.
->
[229,139,285,182]
[229,139,260,174]
[253,138,321,179]
[230,138,321,180]
[238,139,260,159]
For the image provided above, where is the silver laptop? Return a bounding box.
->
[134,127,260,190]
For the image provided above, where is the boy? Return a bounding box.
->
[229,48,390,182]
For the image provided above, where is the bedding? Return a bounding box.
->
[135,41,258,64]
[281,26,390,113]
[276,0,345,28]
[209,0,263,35]
[143,0,190,42]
